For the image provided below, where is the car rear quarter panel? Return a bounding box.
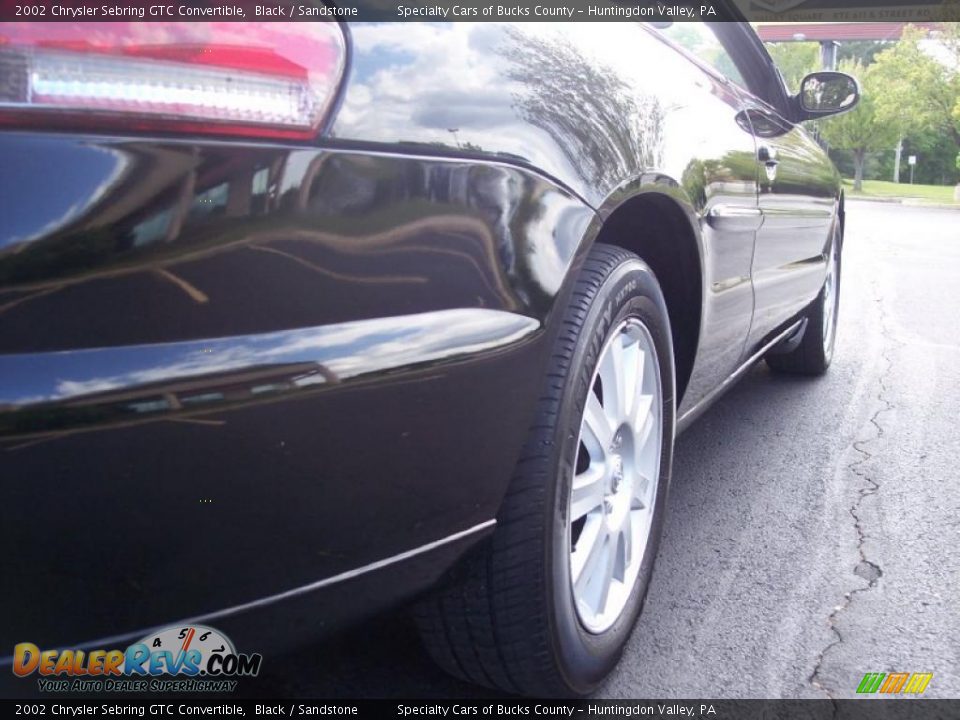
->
[0,133,594,649]
[332,22,778,413]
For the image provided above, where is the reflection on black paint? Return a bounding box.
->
[736,108,790,139]
[0,308,538,439]
[503,28,666,193]
[0,136,591,354]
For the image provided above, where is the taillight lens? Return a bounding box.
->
[0,22,346,139]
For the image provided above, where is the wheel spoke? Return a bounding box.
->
[635,405,657,470]
[594,534,617,615]
[599,336,627,422]
[572,518,605,586]
[628,506,652,567]
[570,463,605,521]
[582,390,614,456]
[632,392,654,437]
[622,340,641,422]
[634,345,646,400]
[576,530,615,616]
[632,472,652,511]
[617,517,632,578]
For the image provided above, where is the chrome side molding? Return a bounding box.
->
[706,204,764,232]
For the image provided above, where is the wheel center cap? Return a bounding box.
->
[610,455,624,494]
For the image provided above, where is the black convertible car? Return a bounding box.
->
[0,11,858,696]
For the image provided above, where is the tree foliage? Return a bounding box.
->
[818,60,898,190]
[871,24,960,147]
[765,42,819,94]
[815,23,960,185]
[837,40,894,66]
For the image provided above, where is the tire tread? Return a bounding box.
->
[414,246,644,696]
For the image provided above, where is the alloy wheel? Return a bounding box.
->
[823,242,840,353]
[569,317,663,634]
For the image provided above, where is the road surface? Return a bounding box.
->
[249,200,960,700]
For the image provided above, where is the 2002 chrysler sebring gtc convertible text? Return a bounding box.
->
[0,12,859,696]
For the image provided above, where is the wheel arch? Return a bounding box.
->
[589,185,704,406]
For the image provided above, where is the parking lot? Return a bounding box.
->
[245,200,960,699]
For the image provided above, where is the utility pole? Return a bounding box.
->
[819,40,839,70]
[893,136,903,183]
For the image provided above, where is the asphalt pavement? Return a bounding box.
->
[248,200,960,699]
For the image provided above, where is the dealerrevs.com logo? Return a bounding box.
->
[12,624,262,693]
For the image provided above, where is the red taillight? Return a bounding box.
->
[0,22,346,139]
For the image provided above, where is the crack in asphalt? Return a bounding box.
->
[809,284,895,702]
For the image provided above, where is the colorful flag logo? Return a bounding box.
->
[857,672,933,694]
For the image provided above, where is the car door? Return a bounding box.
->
[743,98,838,349]
[650,22,761,413]
[710,24,841,351]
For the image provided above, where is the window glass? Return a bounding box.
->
[656,23,747,89]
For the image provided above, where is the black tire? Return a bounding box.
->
[766,226,842,376]
[414,245,676,697]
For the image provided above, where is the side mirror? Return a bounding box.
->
[797,71,860,119]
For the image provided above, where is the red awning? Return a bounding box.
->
[756,23,939,42]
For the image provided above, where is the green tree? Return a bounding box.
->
[872,24,960,148]
[818,60,897,191]
[765,41,819,94]
[945,10,960,154]
[837,40,893,67]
